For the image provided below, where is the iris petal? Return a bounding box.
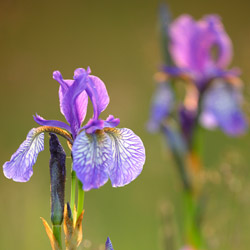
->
[53,70,88,137]
[72,130,112,191]
[147,82,174,132]
[87,75,110,119]
[3,128,44,182]
[105,237,114,250]
[201,81,247,136]
[33,114,71,132]
[75,68,110,119]
[105,128,145,187]
[169,15,232,85]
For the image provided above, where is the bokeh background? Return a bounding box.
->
[1,0,250,249]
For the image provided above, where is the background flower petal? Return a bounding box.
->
[105,128,145,187]
[169,15,232,81]
[201,81,247,136]
[3,128,44,182]
[147,82,174,132]
[72,131,112,191]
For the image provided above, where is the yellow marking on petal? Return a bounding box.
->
[35,126,73,148]
[41,217,61,250]
[104,127,122,139]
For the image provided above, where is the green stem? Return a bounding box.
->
[77,180,85,219]
[53,225,62,249]
[70,170,76,214]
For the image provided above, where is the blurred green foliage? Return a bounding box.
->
[1,0,250,249]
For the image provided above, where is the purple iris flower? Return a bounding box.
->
[165,14,237,89]
[157,14,247,136]
[3,67,145,191]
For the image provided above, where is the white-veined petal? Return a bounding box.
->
[72,130,112,191]
[105,128,145,187]
[3,128,44,182]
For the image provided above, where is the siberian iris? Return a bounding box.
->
[3,67,145,191]
[148,14,247,139]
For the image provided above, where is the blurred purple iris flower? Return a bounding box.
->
[3,67,145,191]
[149,14,247,138]
[165,15,237,90]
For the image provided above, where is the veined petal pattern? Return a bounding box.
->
[105,128,145,187]
[3,128,44,182]
[72,131,112,191]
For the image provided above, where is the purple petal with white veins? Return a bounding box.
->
[72,130,112,191]
[3,128,44,182]
[33,114,71,132]
[105,128,145,187]
[201,81,247,136]
[53,70,88,135]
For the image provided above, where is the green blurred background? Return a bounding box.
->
[1,0,250,249]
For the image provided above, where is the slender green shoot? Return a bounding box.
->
[77,180,85,219]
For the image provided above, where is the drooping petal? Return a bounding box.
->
[169,15,232,83]
[105,128,145,187]
[33,114,71,132]
[147,82,174,132]
[72,130,112,191]
[74,68,110,119]
[105,237,114,250]
[53,71,88,136]
[201,81,247,136]
[3,128,44,182]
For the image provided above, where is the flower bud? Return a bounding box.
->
[49,133,66,226]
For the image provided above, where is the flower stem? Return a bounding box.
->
[52,225,62,249]
[70,170,76,214]
[77,180,85,219]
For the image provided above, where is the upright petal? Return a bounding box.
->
[105,237,114,250]
[72,130,112,191]
[87,75,110,119]
[201,81,247,136]
[169,15,232,83]
[3,128,44,182]
[147,82,174,132]
[53,71,88,134]
[75,68,110,119]
[105,128,145,187]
